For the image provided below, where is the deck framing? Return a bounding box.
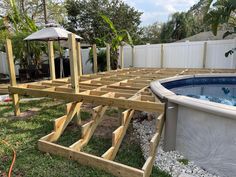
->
[5,36,236,177]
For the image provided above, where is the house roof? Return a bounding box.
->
[178,31,236,42]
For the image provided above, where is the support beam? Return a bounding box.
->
[68,34,79,93]
[106,44,111,71]
[5,39,20,116]
[9,86,165,113]
[70,105,108,151]
[45,102,82,142]
[93,44,98,73]
[102,109,134,160]
[142,113,164,177]
[48,41,56,80]
[76,42,83,76]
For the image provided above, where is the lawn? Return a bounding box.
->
[0,98,170,177]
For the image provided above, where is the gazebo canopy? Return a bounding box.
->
[24,26,82,41]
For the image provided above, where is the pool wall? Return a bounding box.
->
[151,74,236,177]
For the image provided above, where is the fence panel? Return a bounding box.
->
[163,41,204,68]
[134,45,147,67]
[123,46,132,68]
[146,44,162,68]
[81,48,93,74]
[206,39,235,69]
[131,39,235,69]
[0,52,20,76]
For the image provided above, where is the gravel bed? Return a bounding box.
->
[132,118,221,177]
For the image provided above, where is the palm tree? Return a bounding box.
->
[193,0,236,56]
[192,0,235,35]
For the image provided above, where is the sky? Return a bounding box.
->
[123,0,199,26]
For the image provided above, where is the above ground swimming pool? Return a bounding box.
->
[162,77,236,106]
[150,74,236,177]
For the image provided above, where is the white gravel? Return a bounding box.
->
[132,118,221,177]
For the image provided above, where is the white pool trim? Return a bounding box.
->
[150,73,236,120]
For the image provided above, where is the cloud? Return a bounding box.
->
[123,0,198,25]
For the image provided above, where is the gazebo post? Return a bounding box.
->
[5,39,20,116]
[76,42,83,76]
[92,44,98,73]
[48,41,56,80]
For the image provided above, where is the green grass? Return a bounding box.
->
[105,108,119,117]
[80,111,91,121]
[0,99,171,177]
[177,158,189,165]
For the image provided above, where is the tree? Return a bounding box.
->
[202,0,236,56]
[65,0,142,44]
[0,0,66,25]
[87,15,133,70]
[203,0,236,35]
[0,0,46,69]
[140,22,162,44]
[159,12,189,43]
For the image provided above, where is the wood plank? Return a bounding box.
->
[9,86,165,113]
[102,109,134,160]
[70,105,108,151]
[69,34,79,93]
[77,42,83,76]
[5,39,17,86]
[5,39,20,116]
[48,102,82,142]
[38,140,144,177]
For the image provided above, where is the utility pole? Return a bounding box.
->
[42,0,48,24]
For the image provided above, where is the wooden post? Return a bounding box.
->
[92,44,98,73]
[202,41,207,68]
[5,39,20,116]
[120,45,124,69]
[68,34,79,93]
[48,41,56,80]
[76,42,83,76]
[106,44,111,71]
[131,46,135,67]
[160,44,164,68]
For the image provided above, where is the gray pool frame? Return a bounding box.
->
[151,73,236,177]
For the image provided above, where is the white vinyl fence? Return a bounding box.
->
[1,39,236,76]
[0,51,20,76]
[124,38,236,69]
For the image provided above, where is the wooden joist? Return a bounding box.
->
[102,109,134,160]
[9,86,165,113]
